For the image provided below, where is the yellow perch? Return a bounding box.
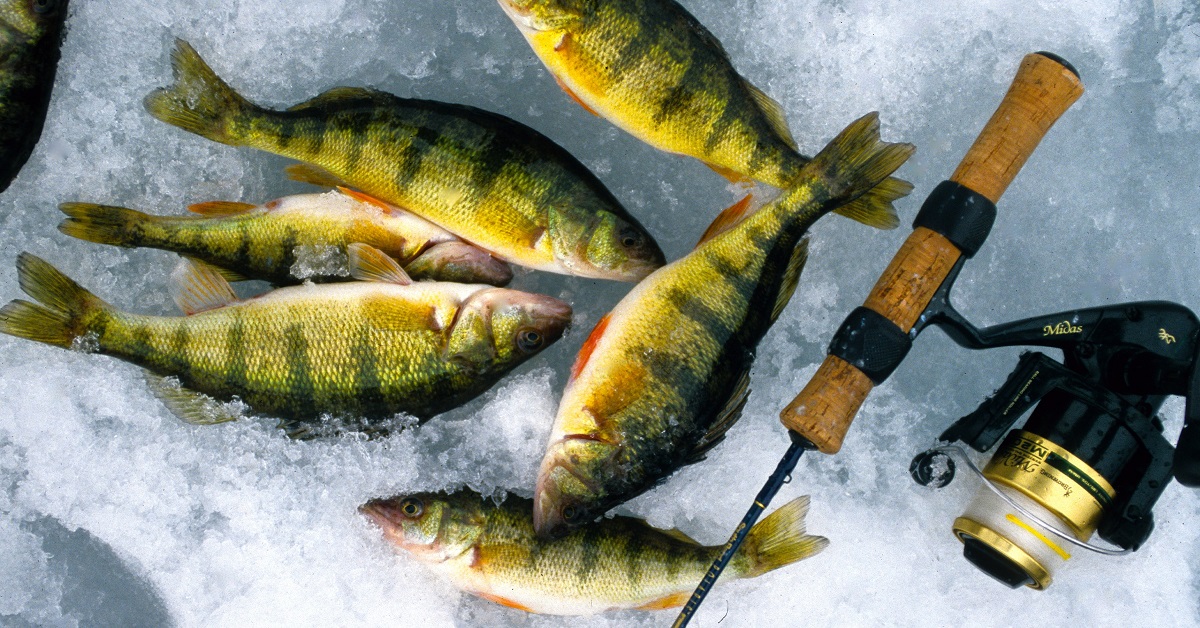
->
[362,489,826,615]
[497,0,911,227]
[144,39,665,280]
[59,188,512,286]
[534,113,913,535]
[0,246,571,434]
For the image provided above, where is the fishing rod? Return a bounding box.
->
[673,52,1085,626]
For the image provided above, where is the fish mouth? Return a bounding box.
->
[495,0,539,33]
[359,498,405,532]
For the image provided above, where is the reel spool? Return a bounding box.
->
[909,294,1200,589]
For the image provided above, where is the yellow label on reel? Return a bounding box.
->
[983,430,1116,538]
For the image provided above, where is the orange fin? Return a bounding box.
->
[570,313,611,382]
[634,591,690,611]
[170,258,237,315]
[696,195,753,248]
[187,201,257,217]
[336,186,395,213]
[476,591,535,613]
[554,76,600,117]
[703,162,753,185]
[347,243,412,285]
[286,163,348,188]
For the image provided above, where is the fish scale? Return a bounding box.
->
[0,0,69,192]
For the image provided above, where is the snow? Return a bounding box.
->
[1,0,1198,626]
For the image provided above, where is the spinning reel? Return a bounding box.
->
[909,256,1200,590]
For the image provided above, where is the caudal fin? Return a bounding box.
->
[736,495,829,579]
[807,113,915,229]
[143,39,254,146]
[58,202,156,248]
[0,254,109,349]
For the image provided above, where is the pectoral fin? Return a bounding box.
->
[170,258,238,315]
[347,243,412,285]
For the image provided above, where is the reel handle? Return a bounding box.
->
[780,52,1085,453]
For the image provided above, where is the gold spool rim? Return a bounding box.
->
[953,517,1051,590]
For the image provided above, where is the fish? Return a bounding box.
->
[0,245,572,433]
[143,39,665,281]
[496,0,910,228]
[58,188,513,287]
[0,0,69,192]
[361,489,827,615]
[533,113,914,536]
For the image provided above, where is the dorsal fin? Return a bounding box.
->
[347,243,412,285]
[286,163,349,189]
[696,195,754,248]
[637,520,701,545]
[744,79,797,151]
[287,86,393,111]
[144,373,243,425]
[187,201,257,217]
[170,258,238,315]
[569,312,611,382]
[770,239,809,323]
[688,368,751,463]
[337,186,395,213]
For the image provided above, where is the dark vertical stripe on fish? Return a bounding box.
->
[226,316,248,389]
[623,530,645,585]
[576,524,605,581]
[168,325,191,380]
[666,286,728,338]
[353,320,382,415]
[285,324,312,407]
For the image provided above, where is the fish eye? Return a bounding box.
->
[618,227,643,249]
[400,497,423,518]
[517,329,544,353]
[561,504,582,523]
[31,0,58,14]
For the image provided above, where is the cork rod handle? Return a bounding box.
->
[780,53,1084,453]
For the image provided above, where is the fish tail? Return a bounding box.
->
[736,496,829,579]
[802,112,916,229]
[58,202,159,248]
[0,253,111,349]
[143,39,255,146]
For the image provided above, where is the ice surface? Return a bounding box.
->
[1,0,1199,626]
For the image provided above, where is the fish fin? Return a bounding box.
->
[744,79,797,151]
[336,186,395,212]
[406,242,513,286]
[286,163,349,189]
[287,86,393,111]
[0,253,109,349]
[642,522,701,546]
[208,265,250,283]
[689,368,751,463]
[830,176,911,229]
[58,203,153,248]
[143,39,253,146]
[797,112,915,229]
[695,194,754,248]
[553,75,600,117]
[736,496,829,579]
[170,258,238,315]
[187,201,257,217]
[347,243,412,285]
[633,591,691,611]
[703,161,753,185]
[144,373,241,425]
[476,591,536,613]
[569,313,611,383]
[769,239,809,324]
[276,419,317,440]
